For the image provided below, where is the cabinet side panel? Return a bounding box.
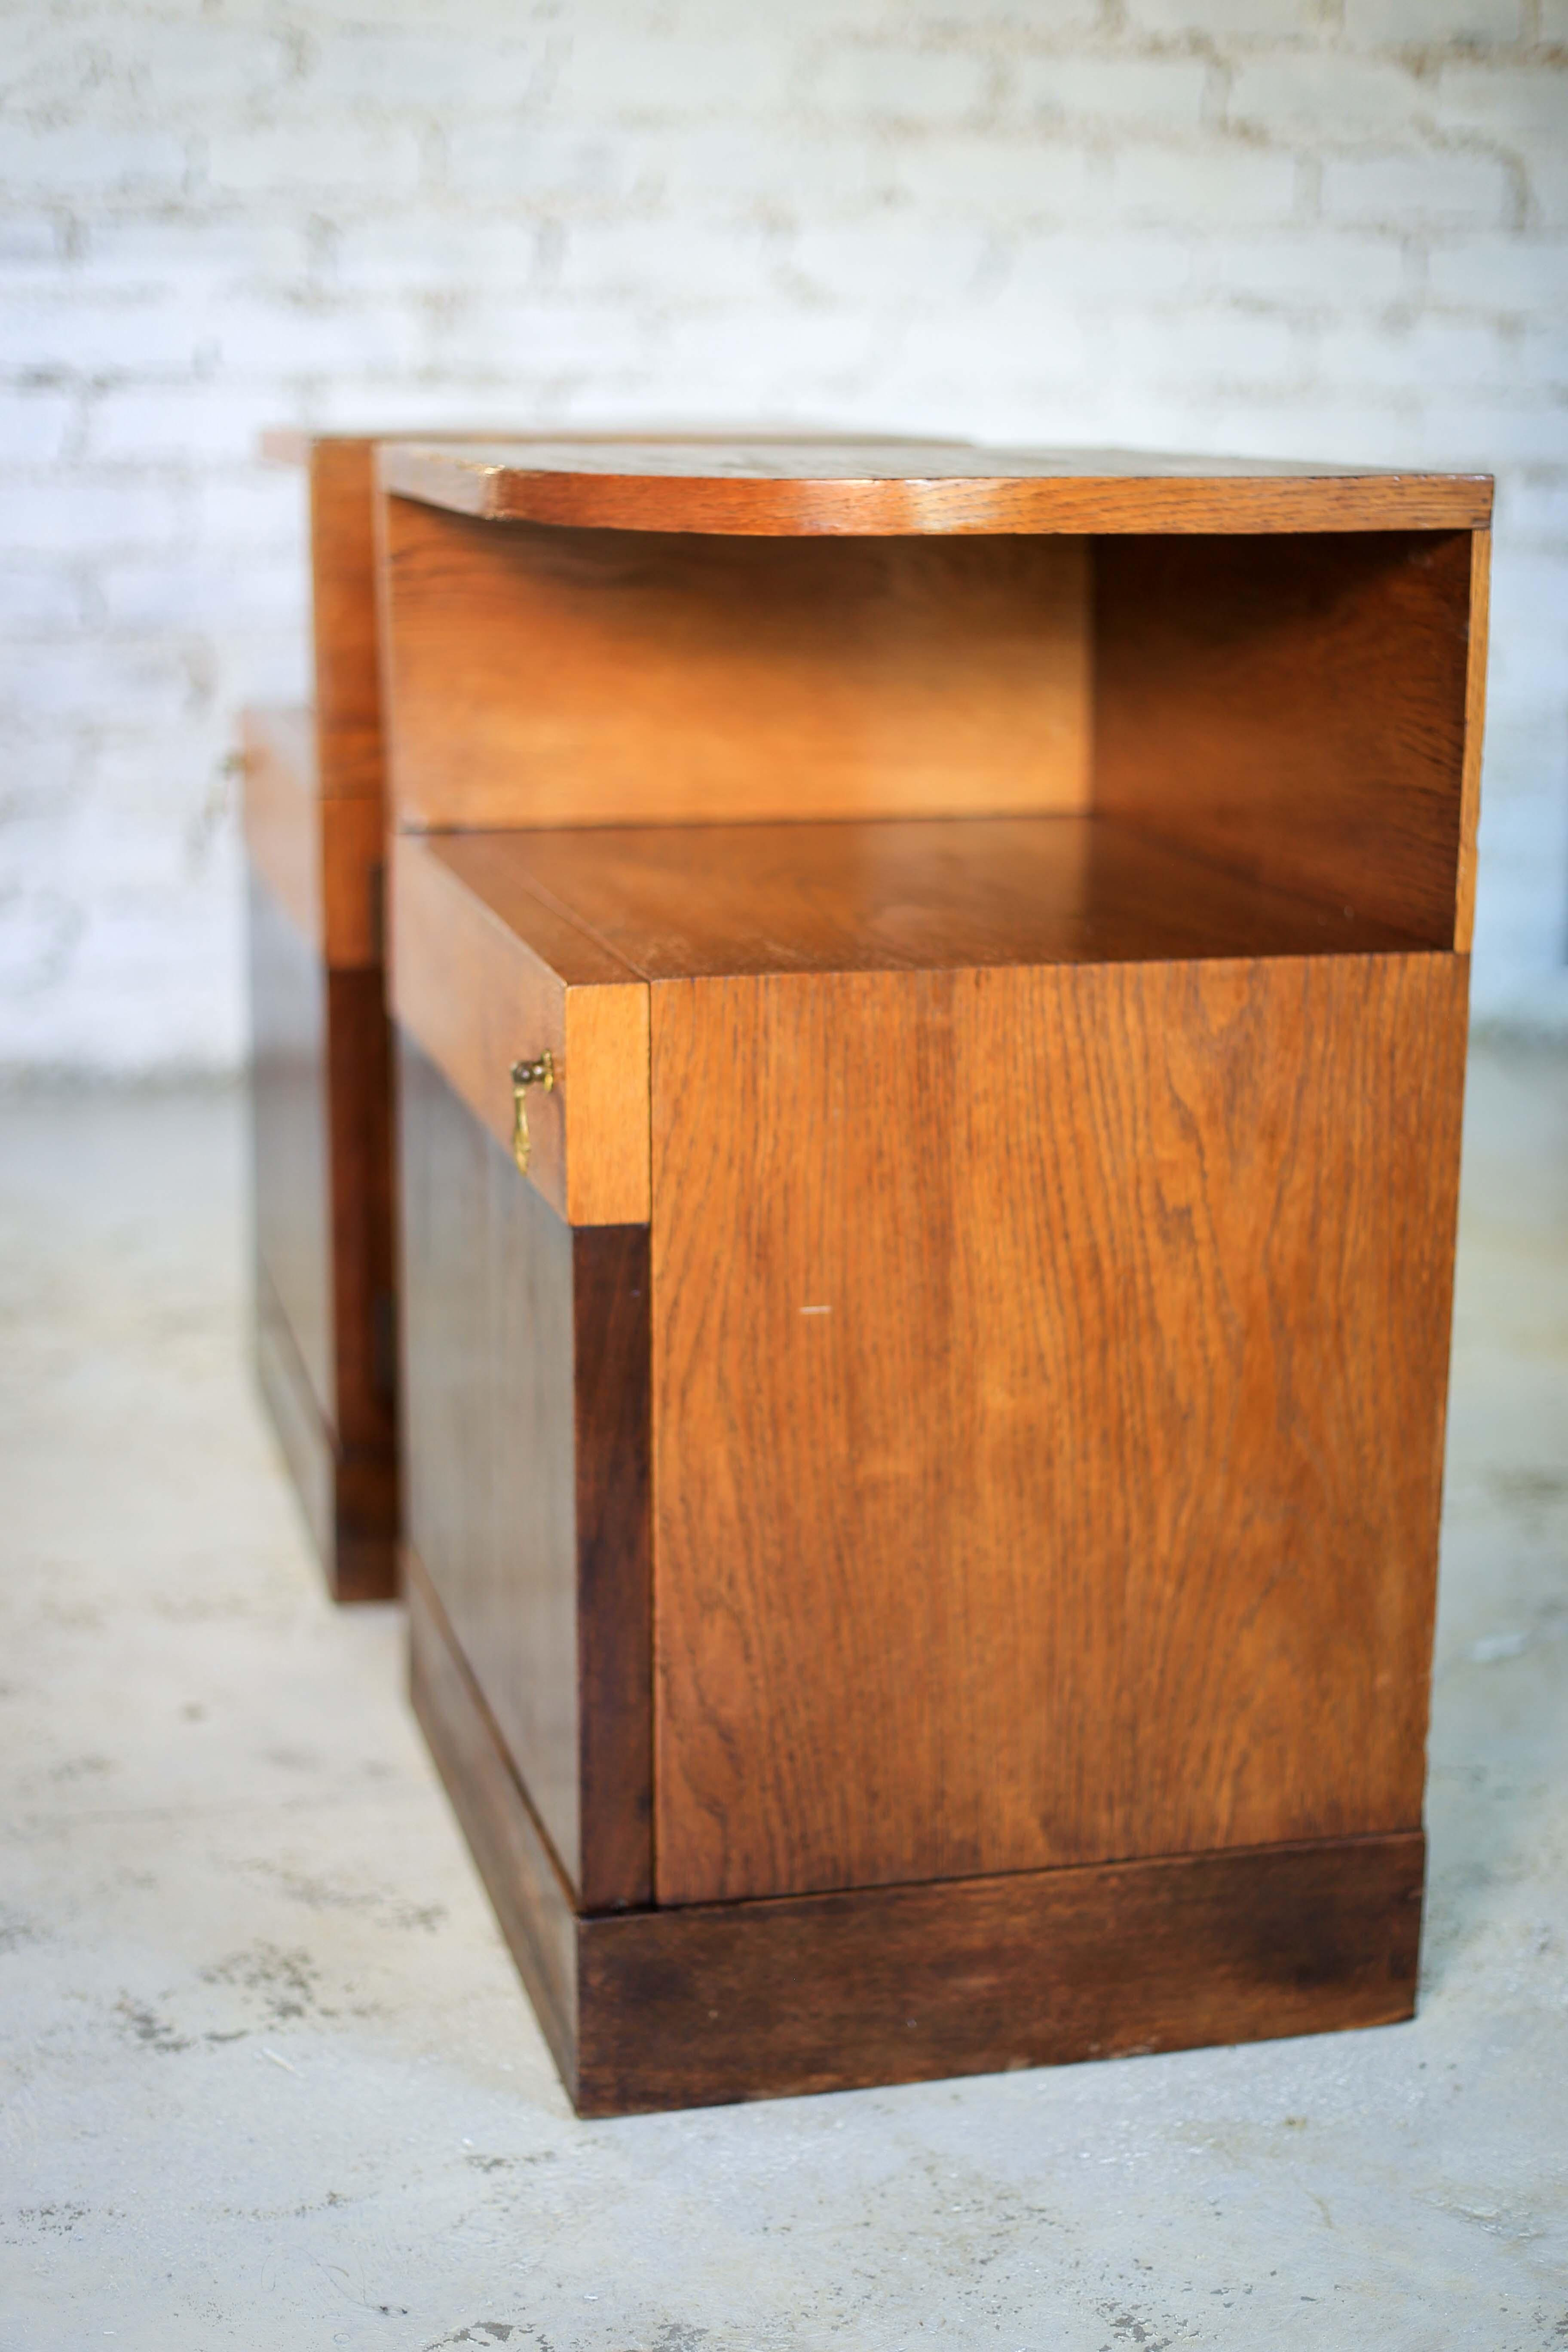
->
[573,1227,654,1912]
[399,1035,584,1888]
[407,1547,580,2098]
[242,707,322,951]
[241,703,382,968]
[652,955,1467,1906]
[254,1261,334,1571]
[1094,532,1473,947]
[1455,527,1491,955]
[321,797,384,968]
[324,970,399,1577]
[381,502,1091,830]
[249,865,334,1424]
[310,440,385,798]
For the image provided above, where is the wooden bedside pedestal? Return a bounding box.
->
[243,436,398,1601]
[378,441,1490,2113]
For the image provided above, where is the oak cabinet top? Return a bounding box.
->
[378,437,1491,536]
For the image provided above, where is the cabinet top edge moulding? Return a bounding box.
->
[377,438,1492,537]
[262,425,964,469]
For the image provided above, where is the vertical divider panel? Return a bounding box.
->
[399,1034,653,1912]
[1093,530,1476,946]
[1455,527,1491,955]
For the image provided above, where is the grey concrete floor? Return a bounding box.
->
[1,1042,1565,2352]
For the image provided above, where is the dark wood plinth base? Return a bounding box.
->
[408,1547,1424,2118]
[256,1265,398,1605]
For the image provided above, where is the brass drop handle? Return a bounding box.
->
[510,1053,555,1176]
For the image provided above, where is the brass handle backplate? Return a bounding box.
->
[510,1052,555,1176]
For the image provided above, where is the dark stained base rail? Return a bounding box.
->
[407,1545,1425,2119]
[255,1261,398,1605]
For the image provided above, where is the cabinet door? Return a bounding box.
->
[649,952,1467,1906]
[398,1038,652,1912]
[249,866,333,1426]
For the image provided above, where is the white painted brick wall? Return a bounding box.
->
[2,0,1566,1072]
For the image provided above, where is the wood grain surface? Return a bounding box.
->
[289,423,975,819]
[387,814,1420,1231]
[260,434,383,793]
[241,704,385,967]
[307,439,386,799]
[399,1034,578,1886]
[324,965,398,1469]
[381,437,1490,536]
[267,953,399,1601]
[248,863,332,1422]
[380,502,1091,830]
[247,865,398,1599]
[407,1542,1424,2115]
[257,1248,397,1606]
[399,1040,652,1908]
[320,798,384,968]
[241,707,320,954]
[1094,530,1478,948]
[651,952,1467,1906]
[408,1542,579,2086]
[1456,528,1492,955]
[483,813,1424,978]
[254,1259,334,1577]
[389,830,649,1225]
[570,1221,655,1911]
[576,1830,1424,2115]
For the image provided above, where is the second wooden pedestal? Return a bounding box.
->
[243,436,398,1599]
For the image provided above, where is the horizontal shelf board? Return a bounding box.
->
[380,438,1491,537]
[415,813,1429,983]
